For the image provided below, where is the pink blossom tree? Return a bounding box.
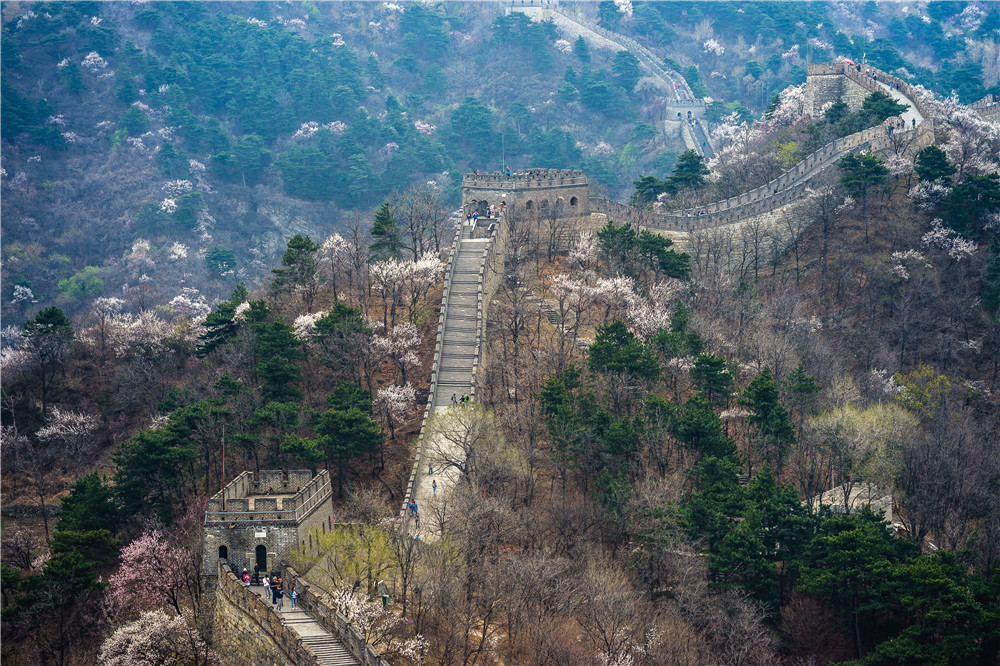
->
[105,528,194,617]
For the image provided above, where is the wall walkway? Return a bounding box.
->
[213,560,355,666]
[399,213,509,537]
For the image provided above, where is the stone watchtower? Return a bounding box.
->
[804,62,872,118]
[202,470,334,589]
[461,168,590,223]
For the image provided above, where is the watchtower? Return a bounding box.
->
[461,168,590,222]
[201,470,333,589]
[804,62,873,118]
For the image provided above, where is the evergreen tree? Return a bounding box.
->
[914,145,956,184]
[668,149,710,191]
[782,363,820,440]
[672,393,737,459]
[574,35,590,62]
[23,306,74,417]
[271,234,320,310]
[56,474,124,535]
[799,509,919,660]
[689,353,732,406]
[869,552,997,665]
[597,0,623,29]
[315,388,384,495]
[685,455,743,551]
[196,285,251,357]
[638,229,690,280]
[255,321,303,403]
[113,427,195,523]
[612,51,641,92]
[369,202,404,262]
[740,367,796,475]
[589,320,660,382]
[838,151,889,240]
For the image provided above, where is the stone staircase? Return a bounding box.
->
[432,233,490,408]
[248,585,358,666]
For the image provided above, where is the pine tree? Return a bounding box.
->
[689,353,732,406]
[271,234,320,310]
[255,321,303,403]
[669,150,710,191]
[370,201,404,261]
[23,306,74,417]
[741,367,796,475]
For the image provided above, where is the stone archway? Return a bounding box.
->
[218,545,228,560]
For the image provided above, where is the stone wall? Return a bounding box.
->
[212,560,321,666]
[281,565,390,666]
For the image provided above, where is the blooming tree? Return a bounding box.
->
[569,231,598,269]
[35,407,97,476]
[371,322,421,384]
[374,383,416,437]
[321,232,353,298]
[329,586,428,664]
[105,528,193,616]
[99,609,216,666]
[404,253,445,322]
[921,218,977,262]
[293,310,328,341]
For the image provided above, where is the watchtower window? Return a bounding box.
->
[570,196,578,206]
[525,200,534,210]
[218,545,228,560]
[540,200,550,212]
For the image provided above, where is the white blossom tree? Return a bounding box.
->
[99,610,216,666]
[374,382,416,438]
[370,322,421,384]
[35,408,97,478]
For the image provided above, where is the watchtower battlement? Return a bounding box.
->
[461,168,590,221]
[202,470,334,588]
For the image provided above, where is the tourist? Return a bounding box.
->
[451,393,457,405]
[253,562,261,586]
[243,569,250,586]
[432,479,437,497]
[263,575,270,599]
[276,586,284,611]
[291,587,298,609]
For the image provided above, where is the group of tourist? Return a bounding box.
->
[451,393,470,405]
[241,568,298,611]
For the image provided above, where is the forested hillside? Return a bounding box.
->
[2,2,1000,665]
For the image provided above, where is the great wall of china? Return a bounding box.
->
[399,53,1000,534]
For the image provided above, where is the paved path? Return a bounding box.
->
[406,225,492,540]
[433,233,488,409]
[878,79,924,126]
[248,584,357,666]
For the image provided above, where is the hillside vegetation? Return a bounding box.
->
[2,2,1000,665]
